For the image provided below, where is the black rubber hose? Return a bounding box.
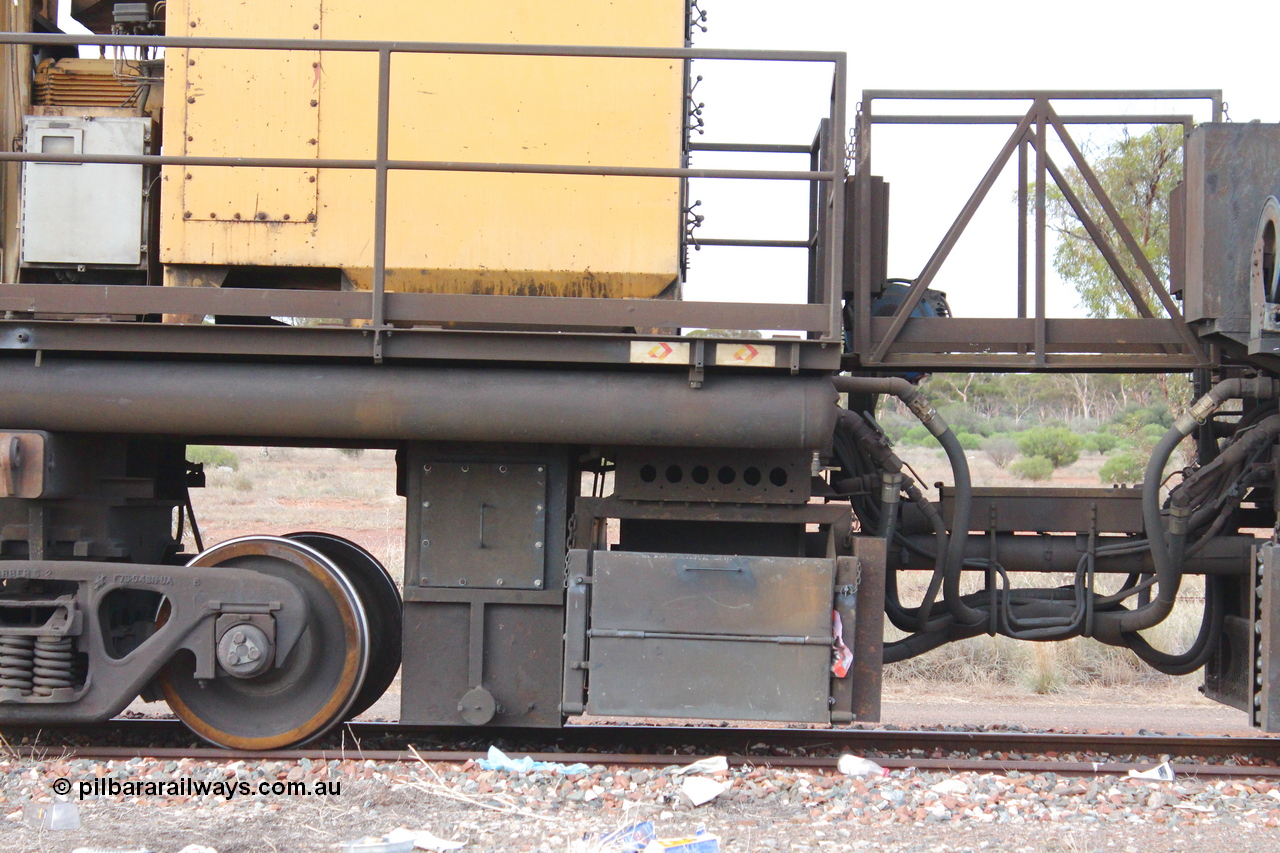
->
[831,376,979,626]
[1121,576,1224,675]
[1092,425,1185,637]
[936,427,984,626]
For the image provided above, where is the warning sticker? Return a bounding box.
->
[715,342,776,368]
[629,341,691,364]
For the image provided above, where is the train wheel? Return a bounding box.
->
[284,532,402,719]
[159,536,370,750]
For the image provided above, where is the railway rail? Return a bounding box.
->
[7,720,1280,779]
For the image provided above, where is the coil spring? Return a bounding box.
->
[32,636,74,696]
[0,634,34,693]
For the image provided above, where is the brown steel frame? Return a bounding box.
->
[0,32,847,358]
[850,90,1222,371]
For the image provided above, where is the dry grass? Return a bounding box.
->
[881,444,1210,695]
[886,573,1209,694]
[188,446,405,583]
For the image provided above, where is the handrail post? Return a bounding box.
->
[372,46,392,349]
[826,53,847,343]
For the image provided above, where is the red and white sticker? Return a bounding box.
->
[629,341,690,364]
[715,342,776,367]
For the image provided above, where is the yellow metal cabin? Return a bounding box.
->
[159,0,686,301]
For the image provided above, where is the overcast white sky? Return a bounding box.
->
[685,0,1275,321]
[59,0,1275,324]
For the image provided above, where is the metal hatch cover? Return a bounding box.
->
[415,462,548,590]
[584,551,835,723]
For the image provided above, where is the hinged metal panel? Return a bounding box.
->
[416,461,548,590]
[591,551,833,636]
[178,0,320,224]
[584,550,834,722]
[20,116,147,265]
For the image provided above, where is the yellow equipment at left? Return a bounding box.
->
[159,0,687,301]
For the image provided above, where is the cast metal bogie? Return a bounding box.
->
[0,558,307,722]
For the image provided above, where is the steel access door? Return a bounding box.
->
[578,551,836,723]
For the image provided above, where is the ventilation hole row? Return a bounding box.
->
[637,464,789,488]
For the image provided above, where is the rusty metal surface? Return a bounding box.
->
[849,538,885,723]
[1184,123,1280,349]
[0,283,834,334]
[1204,570,1256,715]
[0,358,837,449]
[613,448,811,505]
[399,599,565,728]
[413,462,548,590]
[0,319,844,369]
[891,533,1254,577]
[0,559,307,724]
[585,551,835,723]
[939,486,1145,534]
[0,432,45,498]
[1258,544,1280,731]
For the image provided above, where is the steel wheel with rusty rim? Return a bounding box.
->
[285,532,401,719]
[159,536,370,750]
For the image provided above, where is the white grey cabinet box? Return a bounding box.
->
[20,115,150,268]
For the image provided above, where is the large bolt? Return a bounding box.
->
[217,623,273,679]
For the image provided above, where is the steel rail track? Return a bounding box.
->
[5,720,1280,778]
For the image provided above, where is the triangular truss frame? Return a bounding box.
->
[850,91,1220,370]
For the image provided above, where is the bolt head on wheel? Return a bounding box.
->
[217,623,272,679]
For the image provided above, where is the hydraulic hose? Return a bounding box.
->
[1120,576,1224,676]
[831,375,982,626]
[1093,377,1280,638]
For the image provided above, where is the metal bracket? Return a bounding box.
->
[689,339,705,389]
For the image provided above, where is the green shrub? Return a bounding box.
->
[900,425,933,446]
[954,431,983,450]
[1139,422,1168,443]
[1108,404,1173,429]
[937,403,994,437]
[1083,432,1119,454]
[1010,455,1054,481]
[1017,427,1082,469]
[187,445,239,471]
[981,435,1019,469]
[1099,451,1146,485]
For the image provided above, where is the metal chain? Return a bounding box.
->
[563,512,579,587]
[846,103,863,172]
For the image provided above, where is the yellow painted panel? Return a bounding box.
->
[160,0,685,298]
[168,0,320,223]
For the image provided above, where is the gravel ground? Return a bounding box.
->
[3,751,1280,853]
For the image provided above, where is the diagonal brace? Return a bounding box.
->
[869,106,1039,364]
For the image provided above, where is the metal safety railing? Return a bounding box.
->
[0,32,847,346]
[849,89,1222,371]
